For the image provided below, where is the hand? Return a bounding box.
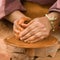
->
[20,17,52,43]
[13,17,31,38]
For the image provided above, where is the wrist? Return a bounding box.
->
[48,12,60,28]
[5,11,29,23]
[45,12,60,31]
[48,12,60,20]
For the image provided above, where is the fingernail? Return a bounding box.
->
[20,38,23,40]
[24,40,27,42]
[24,40,30,44]
[24,40,28,43]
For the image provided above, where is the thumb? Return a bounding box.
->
[21,23,28,28]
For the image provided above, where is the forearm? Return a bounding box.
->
[5,11,27,23]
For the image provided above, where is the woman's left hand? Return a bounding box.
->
[19,17,52,43]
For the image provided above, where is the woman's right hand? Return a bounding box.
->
[13,17,31,38]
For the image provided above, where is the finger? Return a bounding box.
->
[13,25,20,34]
[21,23,28,28]
[28,20,34,26]
[24,32,42,42]
[14,20,24,30]
[14,32,19,38]
[21,20,34,28]
[20,26,46,40]
[20,27,43,40]
[14,22,24,31]
[20,22,36,37]
[28,17,40,26]
[20,22,44,37]
[18,19,24,25]
[19,17,31,27]
[28,36,45,43]
[19,19,31,28]
[13,27,20,38]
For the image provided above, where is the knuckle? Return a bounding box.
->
[26,33,31,37]
[35,20,39,24]
[13,27,20,34]
[14,31,19,36]
[14,23,22,31]
[27,26,33,31]
[29,31,33,36]
[40,36,44,39]
[27,26,31,29]
[14,20,18,25]
[29,30,36,35]
[43,28,47,31]
[35,33,40,38]
[31,30,35,34]
[14,33,19,38]
[30,36,35,40]
[13,30,19,34]
[46,32,49,36]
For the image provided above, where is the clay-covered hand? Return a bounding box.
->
[13,17,30,38]
[20,17,52,43]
